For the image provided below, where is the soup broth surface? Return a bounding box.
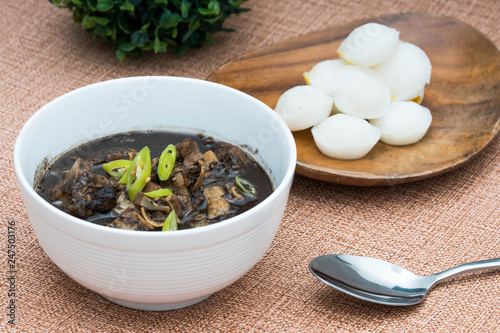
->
[36,131,273,231]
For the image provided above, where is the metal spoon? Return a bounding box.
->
[309,254,500,306]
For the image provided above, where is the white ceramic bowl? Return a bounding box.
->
[14,76,296,311]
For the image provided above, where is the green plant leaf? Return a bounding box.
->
[110,26,117,40]
[158,41,167,52]
[93,24,111,36]
[141,43,154,51]
[87,0,97,11]
[72,11,83,23]
[162,37,177,46]
[202,15,221,24]
[203,30,215,44]
[154,35,160,53]
[175,44,188,55]
[228,0,245,6]
[159,10,179,28]
[93,16,110,25]
[198,0,220,16]
[169,0,181,7]
[182,18,200,42]
[82,14,96,29]
[180,0,191,18]
[96,3,114,12]
[120,1,134,11]
[141,22,151,32]
[119,42,136,52]
[116,49,126,61]
[117,15,130,32]
[131,30,149,47]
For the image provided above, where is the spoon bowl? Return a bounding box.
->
[309,254,500,306]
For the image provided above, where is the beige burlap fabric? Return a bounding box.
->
[1,0,499,332]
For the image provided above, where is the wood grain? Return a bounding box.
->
[208,13,500,186]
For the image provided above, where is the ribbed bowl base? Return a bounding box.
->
[101,294,212,311]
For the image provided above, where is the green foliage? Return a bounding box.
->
[49,0,250,61]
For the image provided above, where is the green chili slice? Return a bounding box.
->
[235,176,257,197]
[162,210,178,231]
[102,160,131,178]
[118,173,128,184]
[144,188,173,198]
[158,144,177,181]
[126,146,152,201]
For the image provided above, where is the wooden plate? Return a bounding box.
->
[207,13,500,186]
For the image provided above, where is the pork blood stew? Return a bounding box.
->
[36,131,274,231]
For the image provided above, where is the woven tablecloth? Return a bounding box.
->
[1,0,499,332]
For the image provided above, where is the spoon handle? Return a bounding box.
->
[432,258,500,286]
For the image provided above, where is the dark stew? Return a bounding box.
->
[36,131,273,231]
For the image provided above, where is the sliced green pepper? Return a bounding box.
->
[162,210,178,231]
[144,188,173,198]
[126,146,152,201]
[158,144,177,181]
[235,176,257,197]
[102,159,131,178]
[118,173,128,184]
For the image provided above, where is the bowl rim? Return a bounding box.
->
[14,76,297,239]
